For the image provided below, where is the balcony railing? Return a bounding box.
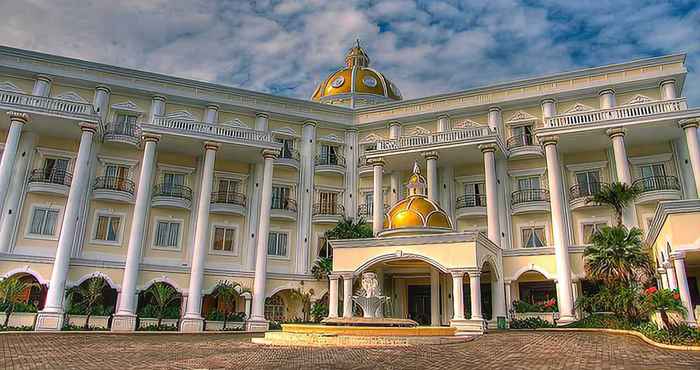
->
[511,189,550,205]
[151,116,273,144]
[357,203,389,216]
[545,98,687,128]
[278,147,300,161]
[313,203,345,216]
[506,134,536,149]
[28,169,72,186]
[103,121,141,144]
[271,197,297,212]
[93,176,135,194]
[632,176,681,193]
[359,155,370,167]
[456,194,487,208]
[375,126,494,151]
[0,90,97,120]
[152,184,193,201]
[569,182,606,200]
[315,154,346,167]
[211,191,246,207]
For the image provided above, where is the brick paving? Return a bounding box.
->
[0,331,698,370]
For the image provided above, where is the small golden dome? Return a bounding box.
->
[380,162,453,236]
[311,40,402,107]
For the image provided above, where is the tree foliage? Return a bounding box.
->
[584,226,652,285]
[144,282,179,327]
[0,277,36,327]
[587,182,641,226]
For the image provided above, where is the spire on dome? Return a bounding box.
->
[406,162,427,196]
[345,39,370,67]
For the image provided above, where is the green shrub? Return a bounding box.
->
[61,324,107,331]
[137,323,178,331]
[310,301,328,323]
[0,325,33,331]
[138,304,179,319]
[512,300,557,313]
[66,304,112,316]
[564,313,700,346]
[0,301,37,313]
[509,317,555,329]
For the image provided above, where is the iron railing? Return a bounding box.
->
[456,194,487,208]
[315,154,346,167]
[28,168,72,186]
[632,176,680,193]
[357,203,389,216]
[569,181,606,200]
[313,203,345,216]
[271,197,297,212]
[511,189,550,205]
[103,121,141,143]
[93,176,135,194]
[211,191,246,207]
[506,134,536,149]
[152,183,193,201]
[278,147,300,161]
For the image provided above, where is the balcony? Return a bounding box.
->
[358,155,373,176]
[357,203,389,218]
[152,184,192,209]
[632,176,682,205]
[103,121,141,146]
[568,182,607,210]
[93,176,136,203]
[271,197,298,221]
[27,169,71,196]
[315,154,346,175]
[210,191,246,216]
[506,134,542,158]
[0,90,99,122]
[545,98,687,128]
[147,116,275,147]
[373,126,495,153]
[274,147,300,170]
[511,189,550,215]
[455,194,487,219]
[312,203,345,224]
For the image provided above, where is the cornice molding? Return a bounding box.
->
[645,199,700,246]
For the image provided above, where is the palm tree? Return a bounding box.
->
[145,282,179,328]
[289,288,313,322]
[0,277,36,327]
[584,226,652,285]
[211,281,239,329]
[72,277,107,329]
[311,257,333,280]
[324,216,373,240]
[587,182,641,226]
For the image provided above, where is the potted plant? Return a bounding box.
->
[642,287,687,330]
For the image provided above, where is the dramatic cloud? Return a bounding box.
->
[0,0,698,104]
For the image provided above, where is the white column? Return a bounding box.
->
[296,120,315,274]
[540,136,576,324]
[245,113,270,270]
[203,104,219,124]
[504,281,513,318]
[606,128,637,227]
[423,151,439,203]
[389,172,400,205]
[112,134,160,331]
[0,112,29,216]
[35,123,96,331]
[679,119,700,197]
[492,275,506,320]
[148,95,166,123]
[657,268,669,289]
[344,129,359,219]
[328,274,340,318]
[31,75,52,97]
[181,142,219,332]
[671,252,697,326]
[571,280,580,319]
[468,272,483,320]
[244,296,252,319]
[451,272,465,320]
[388,121,402,139]
[0,131,35,253]
[541,99,556,119]
[599,89,616,109]
[343,275,354,318]
[92,86,111,120]
[488,107,503,134]
[665,261,679,290]
[660,79,678,100]
[437,114,450,132]
[370,158,385,235]
[246,149,278,332]
[479,144,500,245]
[430,268,440,326]
[439,166,455,225]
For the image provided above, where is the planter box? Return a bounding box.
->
[138,318,179,328]
[513,312,559,324]
[67,315,110,329]
[204,320,245,331]
[0,312,36,328]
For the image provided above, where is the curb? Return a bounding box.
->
[0,330,255,335]
[524,327,700,351]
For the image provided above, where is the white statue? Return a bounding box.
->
[361,272,380,298]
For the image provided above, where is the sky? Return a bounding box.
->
[0,0,699,105]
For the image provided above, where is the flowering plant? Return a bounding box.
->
[641,288,686,329]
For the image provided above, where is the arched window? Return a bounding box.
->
[264,295,285,322]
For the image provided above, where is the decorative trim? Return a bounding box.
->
[405,126,431,136]
[271,127,299,137]
[622,94,655,106]
[563,103,595,114]
[221,118,251,129]
[359,133,385,144]
[97,155,139,167]
[452,118,482,129]
[645,199,700,246]
[36,147,77,160]
[565,161,608,172]
[157,163,195,175]
[330,231,480,249]
[506,110,538,123]
[165,110,195,121]
[53,91,89,103]
[629,153,673,165]
[110,100,145,113]
[508,167,546,177]
[317,133,344,144]
[0,81,25,93]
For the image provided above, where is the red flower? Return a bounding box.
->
[673,292,681,300]
[644,287,658,295]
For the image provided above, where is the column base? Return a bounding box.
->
[180,316,204,332]
[111,313,137,332]
[450,318,485,334]
[245,318,269,332]
[34,311,64,331]
[556,314,577,326]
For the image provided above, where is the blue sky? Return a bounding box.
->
[1,0,698,105]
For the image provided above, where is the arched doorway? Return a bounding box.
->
[511,270,558,324]
[3,272,47,311]
[201,281,246,324]
[137,282,182,328]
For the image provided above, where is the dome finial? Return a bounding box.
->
[345,39,370,67]
[406,162,427,196]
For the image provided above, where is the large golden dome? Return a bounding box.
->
[311,40,402,107]
[380,163,453,237]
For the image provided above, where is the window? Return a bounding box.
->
[463,182,485,206]
[213,226,236,253]
[217,179,239,194]
[104,164,130,190]
[521,227,545,248]
[517,176,540,190]
[575,170,601,196]
[275,138,295,159]
[43,157,69,182]
[318,236,332,258]
[272,186,291,209]
[267,231,288,257]
[116,113,137,126]
[163,172,185,187]
[29,207,59,236]
[154,221,181,249]
[264,295,285,321]
[364,192,373,212]
[582,222,607,244]
[94,215,121,242]
[319,144,339,165]
[318,192,338,214]
[639,163,666,178]
[512,125,534,145]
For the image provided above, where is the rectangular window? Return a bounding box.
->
[217,179,239,193]
[275,138,295,159]
[267,232,288,257]
[29,207,59,236]
[213,226,236,252]
[320,144,338,165]
[318,192,338,214]
[154,221,180,249]
[517,177,540,190]
[116,113,137,125]
[521,227,545,248]
[43,157,70,183]
[272,186,291,209]
[582,222,607,244]
[463,182,485,206]
[512,125,534,145]
[94,215,121,242]
[163,172,185,187]
[639,163,666,178]
[575,170,601,196]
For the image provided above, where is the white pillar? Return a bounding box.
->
[504,281,513,318]
[451,272,465,320]
[112,134,160,331]
[296,120,315,274]
[430,268,440,326]
[92,86,111,120]
[424,151,439,203]
[665,262,679,291]
[244,296,252,319]
[343,275,353,318]
[0,112,29,216]
[439,166,455,226]
[35,123,96,331]
[370,158,385,235]
[479,144,500,245]
[571,280,580,319]
[679,119,700,197]
[541,99,557,119]
[31,75,52,97]
[203,104,219,124]
[388,121,401,139]
[671,252,697,326]
[599,89,616,109]
[660,79,678,100]
[247,149,278,332]
[437,114,450,132]
[540,136,576,324]
[344,129,359,219]
[246,113,270,270]
[606,128,637,227]
[389,172,400,205]
[0,131,35,253]
[468,272,483,320]
[148,95,166,123]
[492,275,506,321]
[657,268,669,289]
[328,274,340,318]
[181,142,219,332]
[488,107,503,134]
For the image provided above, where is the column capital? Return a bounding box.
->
[437,113,450,120]
[606,127,627,139]
[488,106,502,113]
[540,98,556,105]
[504,279,512,285]
[151,95,167,102]
[142,133,161,143]
[467,271,481,278]
[670,250,686,261]
[6,111,30,124]
[367,157,385,167]
[539,135,559,147]
[478,143,497,154]
[262,148,279,160]
[679,118,700,130]
[598,88,615,96]
[35,74,53,83]
[303,119,317,127]
[255,112,269,119]
[204,141,221,151]
[338,272,354,280]
[422,151,439,161]
[659,79,677,88]
[79,122,99,134]
[657,267,668,275]
[328,274,341,281]
[206,103,220,111]
[449,270,466,278]
[388,120,401,128]
[94,85,111,94]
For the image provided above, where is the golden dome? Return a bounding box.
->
[311,40,402,107]
[379,162,453,237]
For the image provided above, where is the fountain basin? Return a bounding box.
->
[321,317,418,327]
